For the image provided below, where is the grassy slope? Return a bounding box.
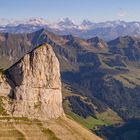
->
[114,66,140,88]
[0,95,102,140]
[0,117,102,140]
[62,83,122,130]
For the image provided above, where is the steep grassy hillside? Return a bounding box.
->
[62,83,122,130]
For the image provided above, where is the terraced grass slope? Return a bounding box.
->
[0,117,102,140]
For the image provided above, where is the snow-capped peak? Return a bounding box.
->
[57,18,75,26]
[81,19,93,26]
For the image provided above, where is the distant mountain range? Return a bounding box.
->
[1,18,140,40]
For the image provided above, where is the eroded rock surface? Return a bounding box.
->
[0,43,64,120]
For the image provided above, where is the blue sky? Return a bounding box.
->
[0,0,140,22]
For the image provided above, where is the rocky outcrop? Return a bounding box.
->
[0,43,64,120]
[0,42,102,140]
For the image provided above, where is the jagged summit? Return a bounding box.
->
[58,18,75,26]
[87,36,108,49]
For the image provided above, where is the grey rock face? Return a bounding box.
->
[0,43,64,120]
[0,73,11,97]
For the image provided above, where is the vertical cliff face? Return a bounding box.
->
[0,43,64,120]
[0,73,11,97]
[0,43,103,140]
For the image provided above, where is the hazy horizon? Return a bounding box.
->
[0,0,140,22]
[1,17,140,25]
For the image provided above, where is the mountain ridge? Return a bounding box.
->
[1,18,140,40]
[0,29,138,116]
[1,28,140,139]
